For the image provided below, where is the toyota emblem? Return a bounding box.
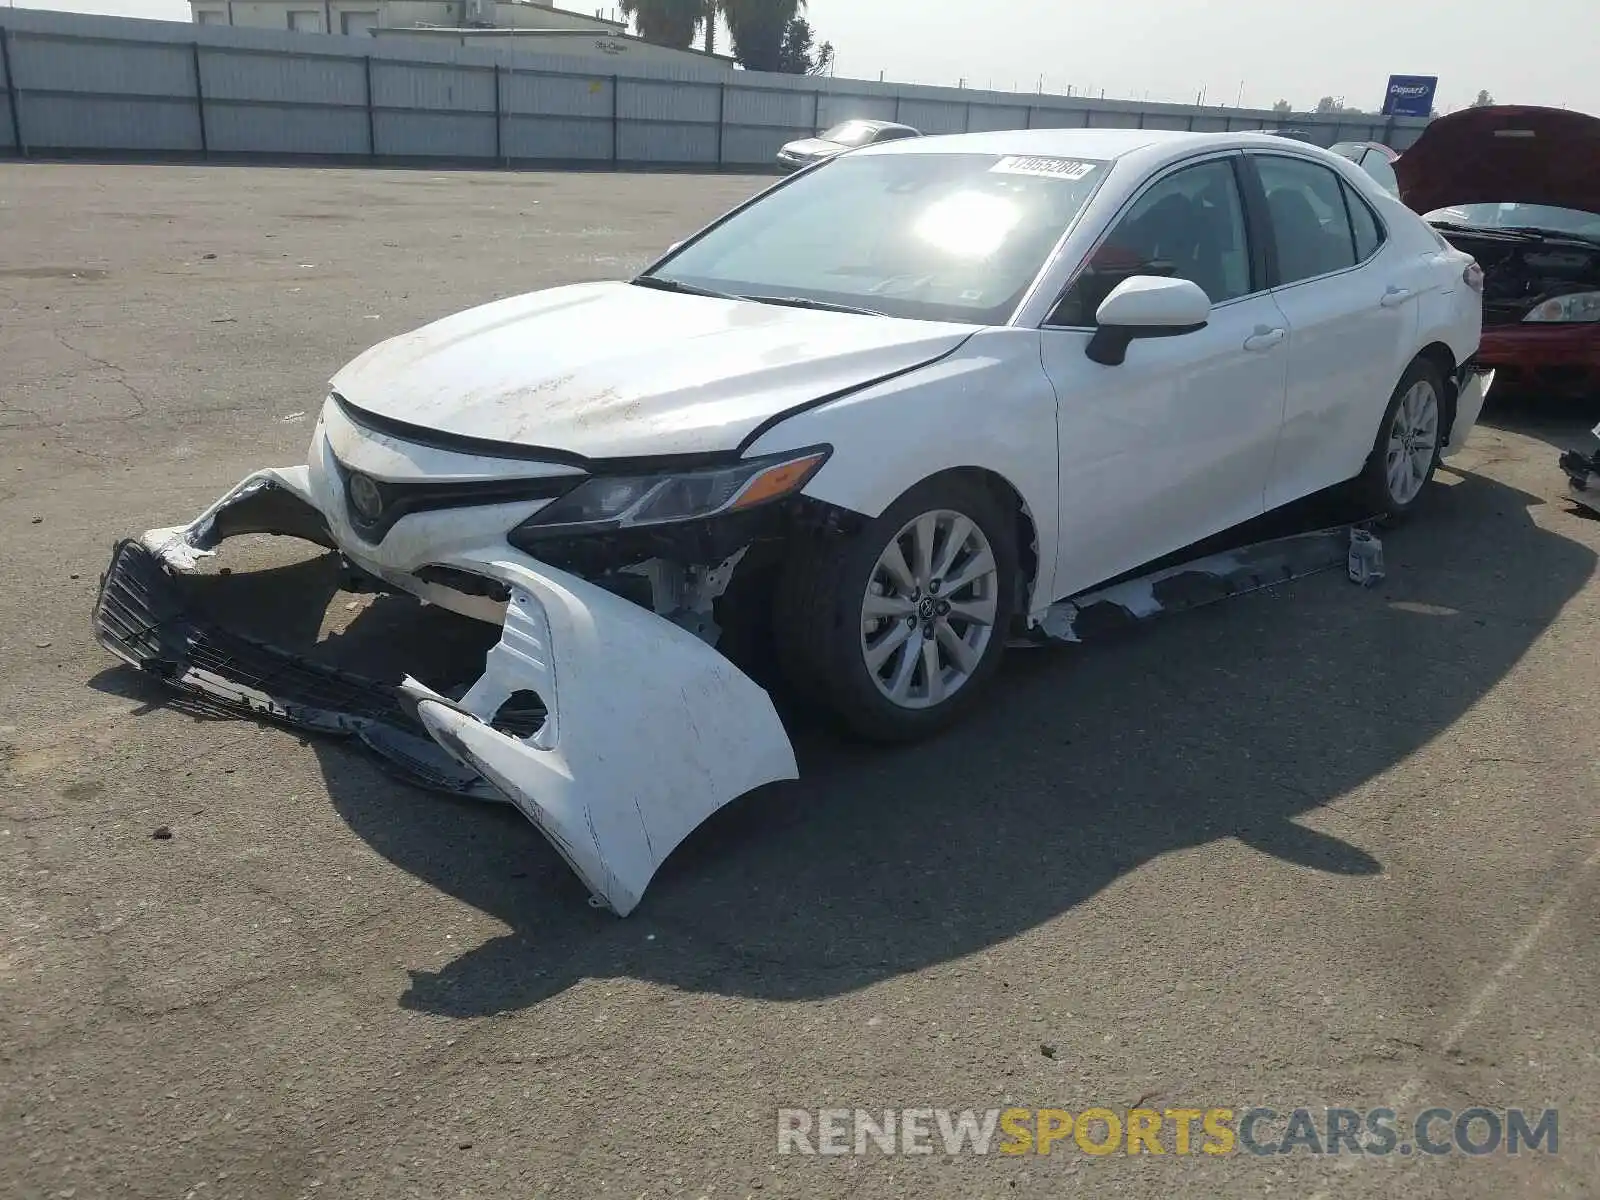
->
[348,473,383,523]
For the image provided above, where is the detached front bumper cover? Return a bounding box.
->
[94,471,800,917]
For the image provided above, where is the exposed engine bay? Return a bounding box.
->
[510,493,864,654]
[1433,228,1600,325]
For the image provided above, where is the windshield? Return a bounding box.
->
[1426,202,1600,239]
[644,151,1110,325]
[821,121,881,147]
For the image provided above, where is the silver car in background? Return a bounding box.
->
[776,119,922,171]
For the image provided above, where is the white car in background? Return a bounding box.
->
[776,119,922,171]
[97,128,1488,916]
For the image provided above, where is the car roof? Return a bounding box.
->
[852,126,1348,170]
[830,119,911,131]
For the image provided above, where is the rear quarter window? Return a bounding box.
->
[1343,182,1386,260]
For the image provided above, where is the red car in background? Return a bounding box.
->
[1396,105,1600,398]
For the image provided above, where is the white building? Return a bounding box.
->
[188,0,736,69]
[189,1,626,40]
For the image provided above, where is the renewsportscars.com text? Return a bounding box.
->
[777,1106,1558,1158]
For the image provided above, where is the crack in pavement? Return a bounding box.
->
[51,330,149,421]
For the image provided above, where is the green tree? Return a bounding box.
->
[775,16,833,74]
[1272,99,1292,114]
[1472,89,1495,107]
[723,0,804,73]
[811,36,835,76]
[618,0,706,49]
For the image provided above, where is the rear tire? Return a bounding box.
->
[1352,358,1447,522]
[775,475,1019,743]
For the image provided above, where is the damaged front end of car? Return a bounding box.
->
[93,445,824,916]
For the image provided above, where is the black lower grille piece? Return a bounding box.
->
[92,539,500,799]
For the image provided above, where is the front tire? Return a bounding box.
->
[1353,359,1447,521]
[775,475,1019,743]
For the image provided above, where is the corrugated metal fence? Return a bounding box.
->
[0,8,1429,167]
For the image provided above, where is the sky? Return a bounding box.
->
[13,0,1598,116]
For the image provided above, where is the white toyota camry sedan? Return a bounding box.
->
[96,128,1490,915]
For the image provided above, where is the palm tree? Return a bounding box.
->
[618,0,706,49]
[722,0,803,73]
[703,0,719,56]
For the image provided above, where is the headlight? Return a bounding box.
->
[507,446,829,543]
[1524,291,1600,323]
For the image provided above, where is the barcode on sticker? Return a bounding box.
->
[991,156,1097,181]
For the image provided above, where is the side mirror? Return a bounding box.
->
[1085,276,1210,366]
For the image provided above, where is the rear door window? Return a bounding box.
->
[1255,155,1359,285]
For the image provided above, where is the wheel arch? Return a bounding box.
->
[742,332,1062,612]
[1414,340,1460,433]
[938,466,1042,619]
[793,462,1052,615]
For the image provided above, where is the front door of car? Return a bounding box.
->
[1246,152,1423,509]
[1039,154,1290,600]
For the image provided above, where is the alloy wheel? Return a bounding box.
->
[859,509,999,709]
[1385,379,1440,505]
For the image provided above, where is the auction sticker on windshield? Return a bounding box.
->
[991,156,1099,180]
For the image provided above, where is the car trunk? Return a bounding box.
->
[1432,227,1600,325]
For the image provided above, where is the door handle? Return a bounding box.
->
[1243,327,1286,352]
[1380,286,1414,308]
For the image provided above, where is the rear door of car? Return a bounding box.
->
[1245,152,1423,508]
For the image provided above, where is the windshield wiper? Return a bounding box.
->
[630,275,742,301]
[1496,225,1600,245]
[741,294,889,317]
[1428,220,1538,238]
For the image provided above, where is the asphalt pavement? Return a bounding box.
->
[2,162,1598,1199]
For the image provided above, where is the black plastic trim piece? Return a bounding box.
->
[330,392,743,474]
[415,564,514,603]
[328,454,583,545]
[332,392,586,465]
[1086,320,1208,366]
[1235,153,1282,290]
[91,539,500,798]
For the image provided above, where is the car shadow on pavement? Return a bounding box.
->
[91,466,1597,1016]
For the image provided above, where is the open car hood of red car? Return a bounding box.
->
[1396,105,1600,216]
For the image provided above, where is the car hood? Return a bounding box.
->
[781,138,843,158]
[329,281,975,461]
[1397,105,1600,216]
